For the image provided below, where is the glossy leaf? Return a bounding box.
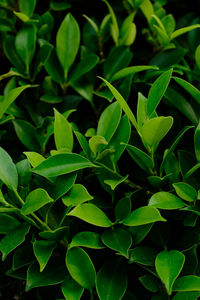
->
[148,192,185,209]
[52,172,77,200]
[111,65,158,82]
[123,206,166,226]
[19,0,36,17]
[0,223,30,260]
[24,151,45,168]
[173,276,200,292]
[56,13,80,79]
[33,240,56,272]
[96,259,127,300]
[102,228,132,257]
[194,122,200,161]
[147,69,173,116]
[70,231,104,249]
[62,184,93,206]
[0,147,18,190]
[66,247,96,290]
[32,153,94,177]
[173,182,197,202]
[21,188,53,215]
[171,24,200,39]
[155,250,185,295]
[61,275,84,300]
[68,203,112,227]
[97,101,122,142]
[173,77,200,104]
[54,108,73,152]
[173,291,200,300]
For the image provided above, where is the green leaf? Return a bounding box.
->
[97,101,122,142]
[155,250,185,295]
[102,0,119,44]
[61,275,84,300]
[50,1,71,11]
[54,108,73,152]
[23,151,46,168]
[66,247,96,290]
[173,183,197,202]
[19,0,36,17]
[62,184,93,206]
[129,246,157,266]
[173,77,200,104]
[173,291,200,300]
[0,223,30,260]
[147,69,173,117]
[13,120,40,151]
[68,203,112,227]
[69,53,99,82]
[21,188,54,215]
[101,228,132,257]
[195,44,200,69]
[112,65,158,81]
[26,259,66,291]
[56,13,80,79]
[0,214,20,234]
[141,116,173,153]
[52,172,77,200]
[123,206,166,226]
[74,131,93,160]
[0,85,30,119]
[15,23,37,73]
[98,77,138,130]
[33,240,56,272]
[0,147,18,190]
[104,175,128,190]
[70,231,104,249]
[96,259,127,300]
[44,47,64,84]
[139,275,159,293]
[39,227,68,241]
[171,24,200,39]
[148,192,185,209]
[125,143,154,173]
[173,276,200,292]
[89,135,108,155]
[194,122,200,161]
[115,197,131,221]
[140,0,154,24]
[32,153,94,177]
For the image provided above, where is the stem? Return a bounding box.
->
[13,189,51,231]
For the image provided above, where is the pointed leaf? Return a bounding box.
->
[62,184,93,206]
[123,206,166,226]
[0,147,18,190]
[155,250,185,295]
[33,240,56,272]
[111,65,158,81]
[66,247,96,290]
[173,276,200,292]
[23,151,45,168]
[62,275,84,300]
[173,183,197,202]
[70,231,104,249]
[68,203,112,227]
[171,25,200,39]
[32,153,94,177]
[148,192,185,209]
[173,77,200,104]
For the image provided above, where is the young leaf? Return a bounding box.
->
[21,188,54,215]
[68,203,112,227]
[97,101,122,142]
[101,228,132,257]
[56,13,80,79]
[32,153,94,177]
[0,223,30,260]
[54,108,73,152]
[171,24,200,39]
[148,192,185,209]
[19,0,36,17]
[173,183,197,202]
[62,275,84,300]
[62,184,93,206]
[33,240,56,272]
[0,147,18,191]
[123,206,166,226]
[141,116,173,153]
[98,77,138,130]
[70,231,104,249]
[173,276,200,292]
[66,247,96,290]
[23,151,46,168]
[147,69,173,117]
[104,175,128,190]
[155,250,185,295]
[96,259,127,300]
[15,23,37,73]
[111,65,158,82]
[102,0,119,44]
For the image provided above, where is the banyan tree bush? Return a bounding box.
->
[1,0,200,299]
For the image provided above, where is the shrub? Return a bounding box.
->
[0,0,200,299]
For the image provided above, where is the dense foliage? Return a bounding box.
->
[1,0,200,299]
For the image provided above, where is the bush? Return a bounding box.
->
[0,0,200,299]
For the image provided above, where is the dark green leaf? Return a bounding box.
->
[19,0,36,17]
[61,275,84,300]
[33,240,56,272]
[70,231,104,249]
[0,146,18,190]
[173,276,200,292]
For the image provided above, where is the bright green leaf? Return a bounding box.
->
[148,192,185,209]
[0,147,18,191]
[61,275,84,300]
[173,183,197,202]
[173,276,200,292]
[62,184,93,206]
[70,231,104,249]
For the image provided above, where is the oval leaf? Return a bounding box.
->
[173,182,197,202]
[0,147,18,191]
[173,276,200,292]
[70,231,104,249]
[62,184,93,206]
[148,192,185,209]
